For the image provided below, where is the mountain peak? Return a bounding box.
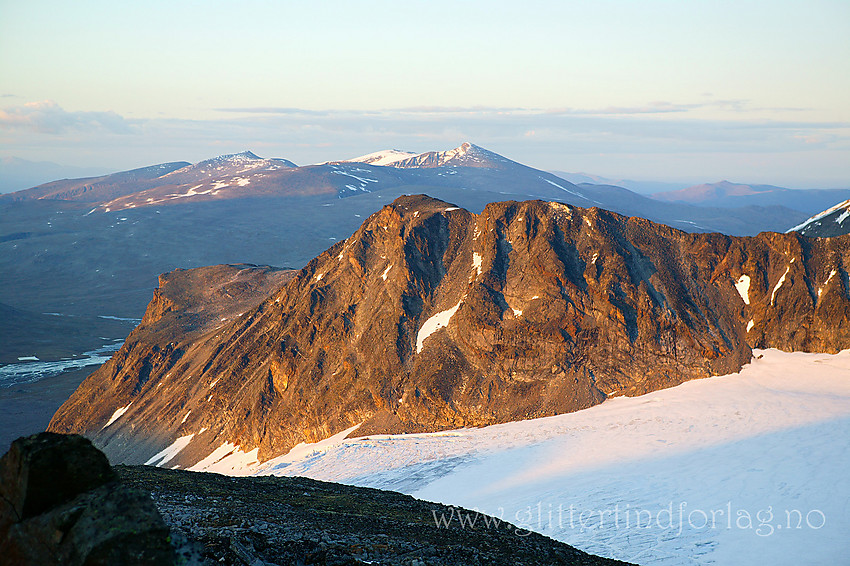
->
[343,149,418,166]
[386,142,512,169]
[787,199,850,237]
[215,151,262,162]
[49,196,850,469]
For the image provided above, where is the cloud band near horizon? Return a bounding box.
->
[1,100,848,187]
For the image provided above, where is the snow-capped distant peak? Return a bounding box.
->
[383,142,512,169]
[212,151,263,162]
[345,149,418,166]
[787,199,850,236]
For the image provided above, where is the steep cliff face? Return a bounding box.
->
[49,196,850,468]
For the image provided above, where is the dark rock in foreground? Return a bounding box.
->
[0,432,175,565]
[119,464,633,566]
[0,434,630,565]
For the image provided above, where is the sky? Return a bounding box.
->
[1,0,849,188]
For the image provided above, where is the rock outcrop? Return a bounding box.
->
[0,432,175,565]
[49,196,850,468]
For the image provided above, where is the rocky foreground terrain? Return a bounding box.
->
[49,195,850,469]
[0,433,629,566]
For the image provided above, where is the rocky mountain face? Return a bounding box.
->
[787,199,850,237]
[0,143,812,367]
[48,196,850,469]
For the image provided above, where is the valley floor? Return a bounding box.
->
[190,349,850,565]
[0,366,92,452]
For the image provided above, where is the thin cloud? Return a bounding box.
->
[210,101,817,120]
[0,100,132,134]
[213,107,333,116]
[394,105,530,114]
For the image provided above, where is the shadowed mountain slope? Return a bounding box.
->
[787,199,850,238]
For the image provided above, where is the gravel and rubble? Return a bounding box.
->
[118,465,631,566]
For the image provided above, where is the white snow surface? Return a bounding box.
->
[145,433,195,466]
[344,149,417,166]
[820,269,837,298]
[188,442,259,475]
[102,403,131,429]
[734,274,751,305]
[771,266,790,305]
[540,177,589,200]
[246,349,850,565]
[472,252,483,277]
[416,301,462,353]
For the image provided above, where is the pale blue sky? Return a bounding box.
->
[1,0,848,186]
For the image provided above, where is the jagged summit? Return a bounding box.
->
[388,142,513,169]
[49,195,850,468]
[340,143,511,169]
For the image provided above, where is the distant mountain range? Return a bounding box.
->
[0,157,111,194]
[549,171,690,195]
[650,180,850,215]
[0,142,837,365]
[2,143,810,235]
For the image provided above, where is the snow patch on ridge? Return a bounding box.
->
[819,269,837,298]
[472,253,483,277]
[771,266,790,305]
[188,442,260,476]
[102,403,132,429]
[540,177,588,200]
[416,301,463,353]
[145,433,195,466]
[345,150,417,166]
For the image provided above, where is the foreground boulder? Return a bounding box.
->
[0,432,175,565]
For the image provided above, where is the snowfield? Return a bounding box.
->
[187,349,850,565]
